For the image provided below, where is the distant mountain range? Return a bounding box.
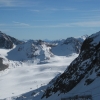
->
[0,31,87,64]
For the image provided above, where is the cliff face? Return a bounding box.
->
[42,32,100,98]
[0,31,23,49]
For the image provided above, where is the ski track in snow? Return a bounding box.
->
[0,48,78,99]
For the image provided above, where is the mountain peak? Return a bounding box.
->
[0,31,24,49]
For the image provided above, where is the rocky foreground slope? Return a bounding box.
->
[42,31,100,98]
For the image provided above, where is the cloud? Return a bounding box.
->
[0,24,6,26]
[48,8,76,11]
[71,21,100,27]
[30,10,40,12]
[13,21,30,27]
[0,0,16,7]
[30,7,76,13]
[1,21,100,29]
[0,0,37,7]
[15,20,99,28]
[91,10,100,12]
[32,21,100,28]
[0,21,31,28]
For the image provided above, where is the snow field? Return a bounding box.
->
[0,48,78,99]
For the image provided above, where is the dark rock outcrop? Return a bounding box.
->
[0,58,8,71]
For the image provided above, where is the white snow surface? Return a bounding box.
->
[0,47,78,99]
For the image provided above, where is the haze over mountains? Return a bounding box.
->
[0,31,100,100]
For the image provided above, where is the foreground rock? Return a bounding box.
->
[42,31,100,98]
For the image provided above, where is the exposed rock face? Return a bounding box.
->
[0,31,23,49]
[42,31,100,98]
[0,58,8,71]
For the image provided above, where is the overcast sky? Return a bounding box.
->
[0,0,100,40]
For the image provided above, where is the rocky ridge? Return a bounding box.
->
[42,31,100,98]
[0,31,23,49]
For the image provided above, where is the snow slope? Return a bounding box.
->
[0,49,78,99]
[6,40,54,63]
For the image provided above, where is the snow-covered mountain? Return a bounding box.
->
[0,31,23,49]
[51,37,82,56]
[0,31,87,64]
[6,40,54,63]
[6,37,86,63]
[41,31,100,100]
